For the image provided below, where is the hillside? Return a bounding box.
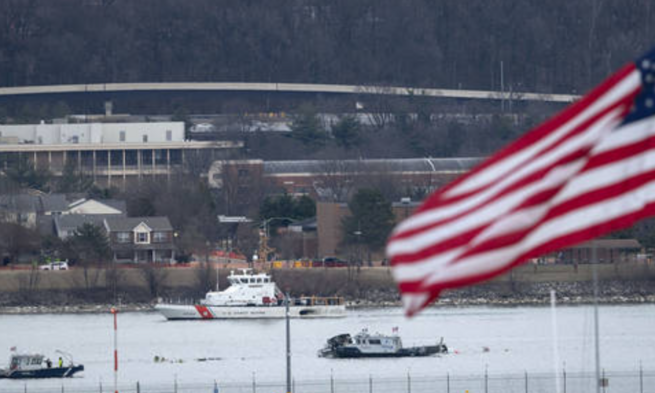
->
[1,0,653,94]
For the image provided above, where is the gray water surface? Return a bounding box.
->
[0,304,654,391]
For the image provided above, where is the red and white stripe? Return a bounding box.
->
[195,305,215,319]
[387,62,655,316]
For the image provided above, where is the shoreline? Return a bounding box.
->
[2,294,655,315]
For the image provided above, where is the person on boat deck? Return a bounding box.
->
[58,357,63,368]
[46,359,52,368]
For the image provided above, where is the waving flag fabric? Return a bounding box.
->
[387,47,655,316]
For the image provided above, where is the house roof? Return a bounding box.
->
[54,215,108,233]
[104,216,173,232]
[39,194,69,213]
[68,198,127,214]
[0,194,38,213]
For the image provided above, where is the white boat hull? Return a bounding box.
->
[155,303,347,320]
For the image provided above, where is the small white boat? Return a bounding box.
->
[155,269,346,320]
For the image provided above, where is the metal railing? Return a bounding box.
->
[6,369,655,393]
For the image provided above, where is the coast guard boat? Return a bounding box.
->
[318,328,448,358]
[0,351,84,379]
[155,269,346,320]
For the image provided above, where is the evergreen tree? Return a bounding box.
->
[3,155,51,192]
[63,223,111,265]
[289,106,327,147]
[332,115,362,149]
[342,188,395,252]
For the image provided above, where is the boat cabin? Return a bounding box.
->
[202,269,281,306]
[8,354,45,371]
[227,269,272,285]
[352,330,403,351]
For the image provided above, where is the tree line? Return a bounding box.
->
[1,0,653,95]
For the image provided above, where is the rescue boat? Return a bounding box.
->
[155,269,346,320]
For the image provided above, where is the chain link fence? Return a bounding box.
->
[4,370,655,393]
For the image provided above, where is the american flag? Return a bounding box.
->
[387,47,655,317]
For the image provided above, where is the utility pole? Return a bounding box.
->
[111,307,119,393]
[286,292,292,393]
[592,241,602,393]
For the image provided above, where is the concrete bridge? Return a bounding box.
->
[0,82,579,103]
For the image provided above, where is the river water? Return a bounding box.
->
[1,304,654,393]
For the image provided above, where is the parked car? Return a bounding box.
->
[319,257,348,268]
[39,261,69,271]
[190,123,216,133]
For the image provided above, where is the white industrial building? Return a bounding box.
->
[0,122,184,145]
[0,122,241,188]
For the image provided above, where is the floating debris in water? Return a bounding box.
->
[196,357,221,362]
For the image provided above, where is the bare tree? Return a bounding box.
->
[17,264,41,300]
[356,85,396,130]
[138,264,169,298]
[105,263,126,304]
[356,161,404,203]
[234,223,259,263]
[194,263,218,298]
[179,149,216,179]
[315,160,359,202]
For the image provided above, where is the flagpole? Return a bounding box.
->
[550,290,561,393]
[286,291,291,393]
[592,240,601,393]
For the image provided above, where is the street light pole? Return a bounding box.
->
[354,220,363,267]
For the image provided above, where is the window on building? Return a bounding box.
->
[153,232,167,243]
[117,232,130,243]
[238,169,249,177]
[120,131,126,142]
[166,130,172,141]
[142,135,148,143]
[135,232,149,244]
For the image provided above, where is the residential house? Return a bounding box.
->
[53,215,111,240]
[104,217,176,263]
[38,194,126,238]
[0,194,39,229]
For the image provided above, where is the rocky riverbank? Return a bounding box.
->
[1,280,654,314]
[350,280,655,307]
